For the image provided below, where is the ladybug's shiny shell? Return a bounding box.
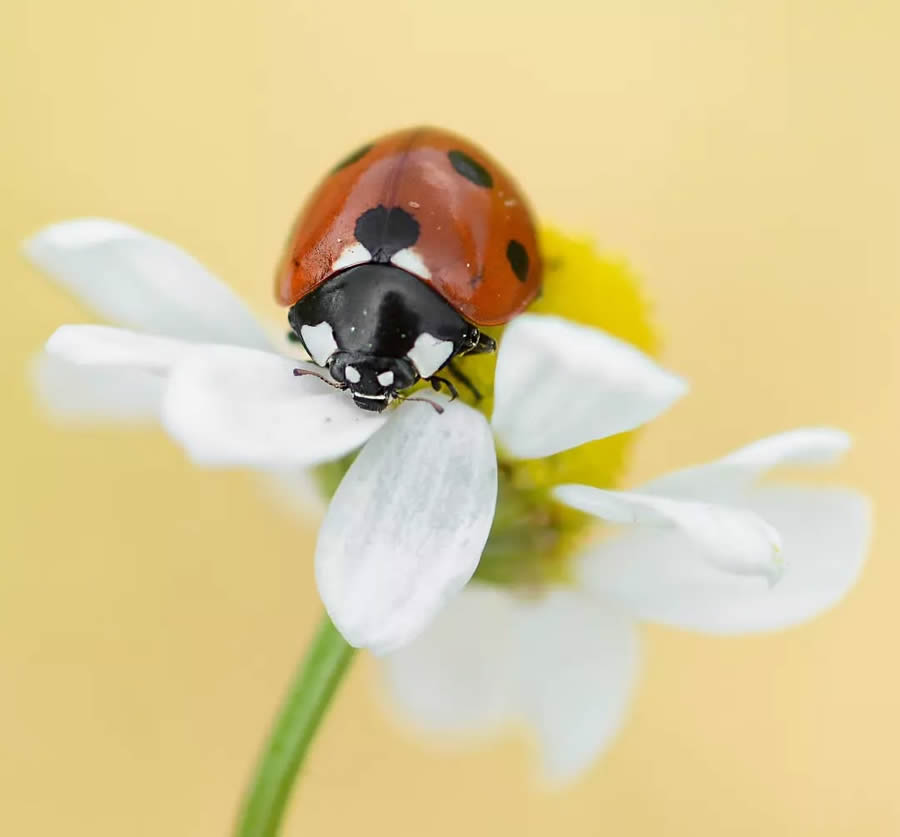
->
[276,127,542,326]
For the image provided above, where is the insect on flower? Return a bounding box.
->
[25,216,686,656]
[25,128,868,687]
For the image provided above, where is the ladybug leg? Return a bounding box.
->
[429,375,459,402]
[446,361,482,402]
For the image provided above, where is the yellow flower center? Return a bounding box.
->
[316,225,660,587]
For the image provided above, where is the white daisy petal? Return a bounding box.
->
[315,400,497,653]
[45,325,190,371]
[579,485,870,634]
[383,586,640,784]
[643,427,853,500]
[514,592,639,784]
[31,351,165,422]
[491,314,686,459]
[161,345,383,467]
[718,427,852,468]
[381,585,518,733]
[25,218,269,348]
[555,484,784,584]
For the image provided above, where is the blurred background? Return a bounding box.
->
[2,1,899,834]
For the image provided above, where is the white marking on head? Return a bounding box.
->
[391,247,432,279]
[331,241,371,272]
[300,322,339,367]
[354,392,387,400]
[345,365,361,384]
[407,333,454,379]
[377,370,395,387]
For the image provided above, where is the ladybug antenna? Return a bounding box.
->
[397,393,445,415]
[292,368,347,391]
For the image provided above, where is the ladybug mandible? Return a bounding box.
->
[276,127,542,412]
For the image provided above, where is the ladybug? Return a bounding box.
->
[276,127,542,412]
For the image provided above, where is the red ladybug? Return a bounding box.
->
[276,127,542,411]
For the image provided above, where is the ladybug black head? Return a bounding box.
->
[328,351,418,412]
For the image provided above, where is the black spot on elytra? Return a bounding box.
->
[506,240,529,282]
[354,205,420,262]
[448,150,493,188]
[330,143,374,174]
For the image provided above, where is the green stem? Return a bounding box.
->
[235,615,356,837]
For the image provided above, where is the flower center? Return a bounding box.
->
[315,225,660,588]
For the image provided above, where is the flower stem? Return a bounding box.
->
[235,615,355,837]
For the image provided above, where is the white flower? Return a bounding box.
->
[29,219,870,783]
[382,428,870,784]
[26,218,690,653]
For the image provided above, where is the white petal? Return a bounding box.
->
[25,218,269,348]
[580,486,870,634]
[643,427,853,500]
[380,585,519,733]
[382,585,641,785]
[555,485,784,584]
[161,345,384,467]
[514,592,640,784]
[718,427,851,467]
[30,351,164,422]
[491,314,686,459]
[46,325,190,371]
[315,400,497,653]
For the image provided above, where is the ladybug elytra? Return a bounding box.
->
[276,127,542,411]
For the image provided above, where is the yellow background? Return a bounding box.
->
[3,1,898,834]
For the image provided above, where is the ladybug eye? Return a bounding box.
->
[447,150,493,189]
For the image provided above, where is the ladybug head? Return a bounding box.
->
[328,351,418,412]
